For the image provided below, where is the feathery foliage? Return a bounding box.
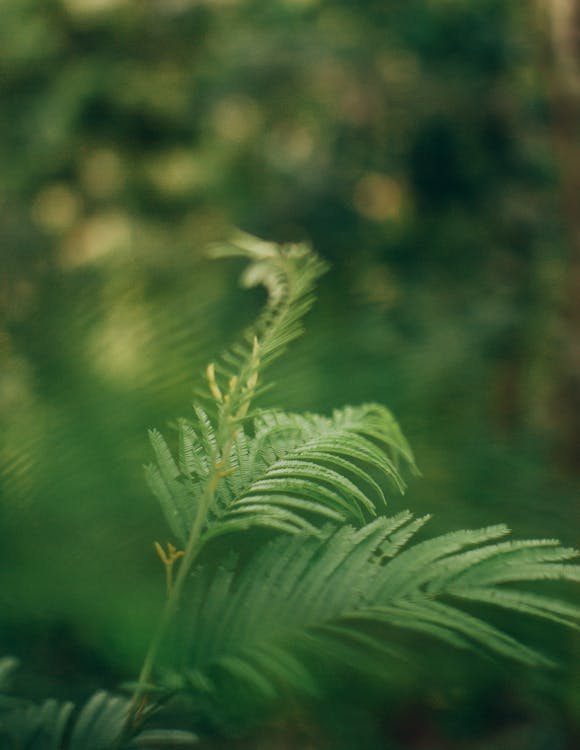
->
[177,516,579,721]
[0,664,197,749]
[207,230,329,375]
[147,403,417,545]
[145,233,334,544]
[141,234,579,729]
[2,235,578,746]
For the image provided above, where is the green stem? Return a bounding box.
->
[121,330,260,745]
[121,435,236,743]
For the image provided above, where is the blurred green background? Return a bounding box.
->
[1,0,579,747]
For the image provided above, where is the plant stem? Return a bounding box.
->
[120,339,259,745]
[120,434,235,744]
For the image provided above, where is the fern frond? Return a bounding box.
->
[147,235,331,542]
[0,695,74,750]
[205,405,416,537]
[68,692,129,750]
[0,682,198,750]
[0,688,129,750]
[176,516,579,717]
[150,403,417,545]
[209,231,328,371]
[146,236,417,557]
[145,429,197,543]
[138,234,578,738]
[205,232,328,420]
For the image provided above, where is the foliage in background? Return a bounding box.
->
[1,1,579,748]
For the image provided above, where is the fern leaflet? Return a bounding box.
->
[176,516,579,718]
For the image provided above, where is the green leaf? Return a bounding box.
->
[176,516,579,721]
[69,692,129,750]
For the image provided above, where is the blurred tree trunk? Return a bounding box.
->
[541,0,580,471]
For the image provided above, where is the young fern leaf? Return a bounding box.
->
[146,236,416,545]
[4,236,578,744]
[146,234,328,543]
[208,231,329,378]
[177,516,579,719]
[130,234,338,733]
[138,235,578,739]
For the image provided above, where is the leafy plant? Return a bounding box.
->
[1,234,578,747]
